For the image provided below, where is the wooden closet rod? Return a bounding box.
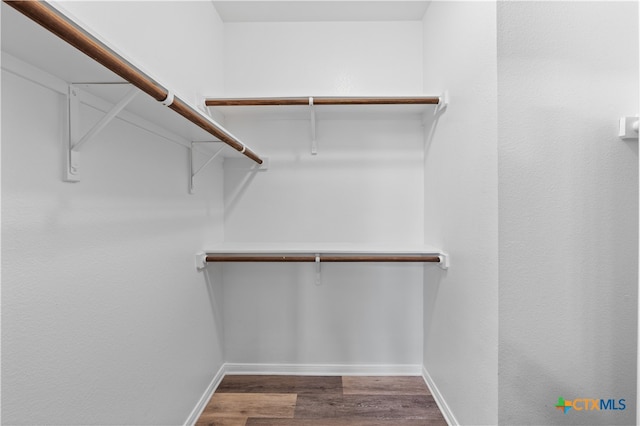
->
[206,255,442,263]
[4,0,263,165]
[205,96,441,107]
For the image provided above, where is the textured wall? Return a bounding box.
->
[1,2,228,424]
[422,2,499,424]
[223,21,423,96]
[498,2,638,425]
[2,69,225,425]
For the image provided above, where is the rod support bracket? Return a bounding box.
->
[196,251,208,271]
[310,97,317,155]
[161,90,174,106]
[436,90,449,115]
[315,253,322,285]
[619,116,639,140]
[438,252,449,270]
[65,83,138,182]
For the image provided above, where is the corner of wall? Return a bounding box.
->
[421,1,499,424]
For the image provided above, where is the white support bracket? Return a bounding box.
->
[309,97,318,155]
[436,90,449,115]
[619,116,639,141]
[438,252,450,270]
[422,90,449,128]
[190,141,226,194]
[65,84,139,182]
[315,253,322,285]
[195,251,207,271]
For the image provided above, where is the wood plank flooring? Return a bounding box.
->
[196,375,447,426]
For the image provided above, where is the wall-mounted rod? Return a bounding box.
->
[4,0,263,165]
[205,255,442,263]
[205,96,441,107]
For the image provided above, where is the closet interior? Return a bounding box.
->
[2,1,454,423]
[5,1,635,425]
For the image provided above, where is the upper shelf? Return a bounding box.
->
[205,96,441,106]
[204,94,448,120]
[1,1,262,164]
[204,242,444,255]
[197,243,449,270]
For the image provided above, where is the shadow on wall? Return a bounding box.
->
[622,139,638,158]
[423,98,448,155]
[220,262,423,364]
[499,338,636,426]
[203,264,225,353]
[499,338,579,425]
[422,98,448,340]
[423,264,445,346]
[224,164,262,220]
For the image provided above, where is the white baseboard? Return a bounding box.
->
[422,366,459,426]
[224,363,423,376]
[183,363,227,426]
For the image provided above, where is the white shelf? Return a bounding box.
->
[203,94,447,155]
[196,244,449,271]
[205,95,446,121]
[204,243,443,255]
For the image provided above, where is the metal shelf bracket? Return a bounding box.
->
[619,115,639,140]
[196,251,207,271]
[436,90,449,115]
[190,141,226,194]
[315,254,322,285]
[65,83,139,182]
[438,252,450,270]
[309,97,317,155]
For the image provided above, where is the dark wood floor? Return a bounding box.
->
[196,375,447,426]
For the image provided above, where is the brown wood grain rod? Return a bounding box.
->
[168,99,262,164]
[206,255,317,262]
[206,98,311,106]
[320,256,441,262]
[205,96,441,107]
[3,1,167,100]
[5,0,262,165]
[315,97,440,105]
[206,255,441,263]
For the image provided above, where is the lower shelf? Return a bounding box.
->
[195,246,449,270]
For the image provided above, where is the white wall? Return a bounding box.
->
[497,2,638,425]
[223,21,423,96]
[219,21,427,367]
[422,2,499,425]
[1,2,228,424]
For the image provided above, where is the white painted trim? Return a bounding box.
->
[183,363,226,426]
[224,363,423,376]
[422,366,459,426]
